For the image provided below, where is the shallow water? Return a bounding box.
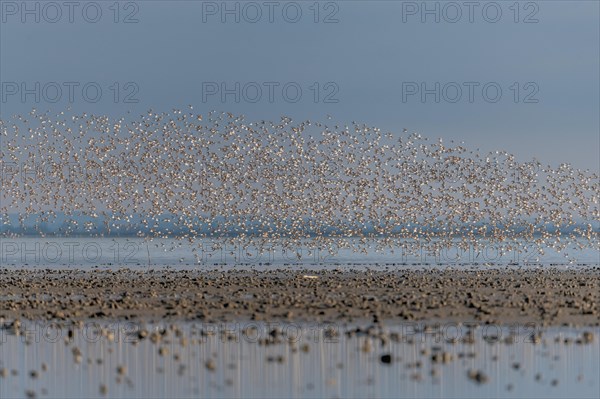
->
[1,237,598,269]
[1,238,598,398]
[0,321,598,399]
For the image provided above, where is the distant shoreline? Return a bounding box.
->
[1,268,598,327]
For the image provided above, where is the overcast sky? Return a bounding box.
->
[1,1,598,171]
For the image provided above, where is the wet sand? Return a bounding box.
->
[1,268,598,326]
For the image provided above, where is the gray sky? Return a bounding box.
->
[1,0,598,171]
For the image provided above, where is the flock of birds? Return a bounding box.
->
[0,108,598,262]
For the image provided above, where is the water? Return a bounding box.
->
[0,237,598,269]
[0,321,598,399]
[1,237,598,398]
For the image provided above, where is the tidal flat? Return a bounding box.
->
[0,267,599,398]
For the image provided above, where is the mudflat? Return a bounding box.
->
[1,268,598,326]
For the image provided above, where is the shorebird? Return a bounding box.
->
[0,109,597,261]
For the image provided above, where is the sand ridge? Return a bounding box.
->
[1,268,598,326]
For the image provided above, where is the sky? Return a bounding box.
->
[0,0,599,171]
